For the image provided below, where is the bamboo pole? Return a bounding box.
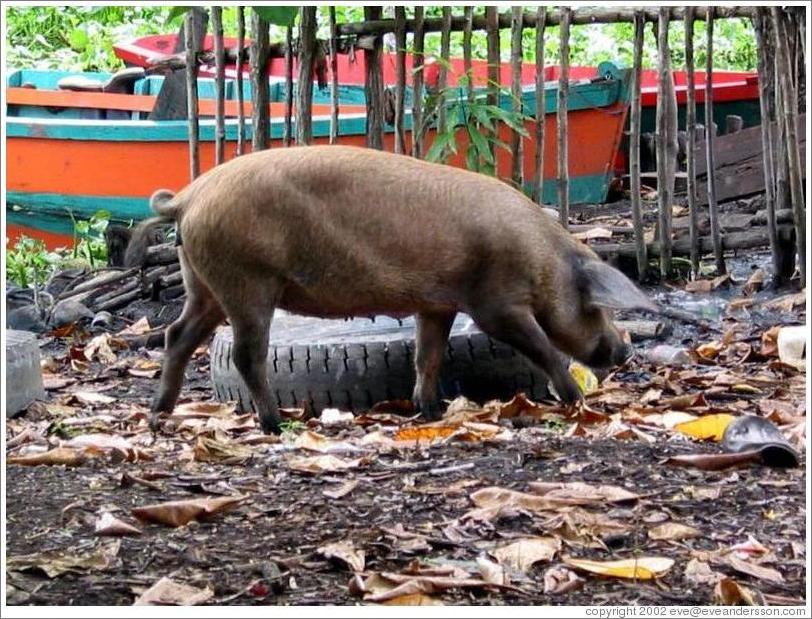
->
[249,11,270,152]
[328,7,339,145]
[557,6,571,228]
[336,7,755,36]
[771,7,806,284]
[683,7,700,278]
[235,6,246,155]
[412,7,425,158]
[532,6,546,204]
[211,6,225,165]
[438,7,452,139]
[655,8,678,278]
[393,7,406,154]
[753,9,782,282]
[629,11,647,281]
[283,24,293,146]
[463,7,474,104]
[296,7,317,146]
[184,10,199,179]
[704,7,725,275]
[510,6,524,188]
[486,7,500,166]
[364,6,384,150]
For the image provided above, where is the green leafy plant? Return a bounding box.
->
[279,419,307,440]
[5,236,58,307]
[423,69,530,178]
[70,209,110,268]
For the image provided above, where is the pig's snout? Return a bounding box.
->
[587,335,633,369]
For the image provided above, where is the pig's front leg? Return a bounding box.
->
[412,312,455,420]
[470,305,582,404]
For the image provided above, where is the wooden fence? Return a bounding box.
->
[180,6,806,285]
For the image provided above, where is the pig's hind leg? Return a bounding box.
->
[151,257,226,430]
[469,305,582,405]
[219,280,283,435]
[413,312,455,420]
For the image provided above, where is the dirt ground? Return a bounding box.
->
[4,251,808,606]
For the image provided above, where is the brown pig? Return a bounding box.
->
[126,146,657,434]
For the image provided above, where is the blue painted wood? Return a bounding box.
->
[7,192,150,222]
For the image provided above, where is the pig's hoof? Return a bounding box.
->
[259,415,282,435]
[415,399,444,422]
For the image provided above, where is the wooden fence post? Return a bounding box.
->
[532,6,547,204]
[629,11,647,280]
[753,9,782,282]
[412,7,425,158]
[211,6,225,165]
[438,7,452,140]
[250,11,270,152]
[283,24,293,147]
[364,6,384,150]
[510,6,524,188]
[655,7,678,278]
[771,7,806,284]
[557,6,571,228]
[704,7,726,274]
[184,10,200,179]
[393,7,406,154]
[296,7,317,145]
[328,7,339,145]
[684,7,700,278]
[235,6,246,155]
[463,7,474,104]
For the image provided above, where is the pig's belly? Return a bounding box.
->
[277,280,458,319]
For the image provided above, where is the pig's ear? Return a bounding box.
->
[580,260,659,312]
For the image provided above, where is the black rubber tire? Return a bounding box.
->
[209,312,549,413]
[5,330,47,416]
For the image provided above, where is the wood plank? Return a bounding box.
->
[695,115,806,204]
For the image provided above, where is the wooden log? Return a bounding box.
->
[393,7,406,154]
[411,7,425,158]
[557,7,571,228]
[250,11,271,152]
[211,6,225,166]
[704,8,725,274]
[655,8,678,278]
[615,319,669,342]
[235,6,246,156]
[463,7,474,104]
[629,10,647,281]
[486,7,500,111]
[328,6,340,145]
[145,243,179,267]
[364,6,384,150]
[753,8,783,282]
[510,7,524,188]
[771,7,806,284]
[296,7,317,145]
[184,10,200,180]
[159,284,186,303]
[95,288,143,313]
[589,225,793,260]
[57,268,140,301]
[90,278,140,308]
[336,7,756,37]
[283,24,294,147]
[684,7,700,278]
[532,7,546,204]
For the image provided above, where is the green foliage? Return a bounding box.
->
[6,210,110,294]
[6,6,757,74]
[280,419,307,439]
[424,71,529,177]
[5,236,57,290]
[70,209,110,268]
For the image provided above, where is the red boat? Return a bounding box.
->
[115,33,761,133]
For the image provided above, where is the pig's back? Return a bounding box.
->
[179,146,573,316]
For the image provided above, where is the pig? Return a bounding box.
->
[126,145,657,434]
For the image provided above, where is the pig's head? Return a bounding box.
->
[541,258,659,369]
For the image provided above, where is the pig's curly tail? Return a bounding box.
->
[124,189,180,268]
